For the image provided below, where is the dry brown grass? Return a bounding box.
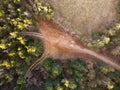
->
[44,0,119,37]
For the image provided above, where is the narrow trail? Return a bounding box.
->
[24,19,120,75]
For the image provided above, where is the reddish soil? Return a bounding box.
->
[24,19,120,75]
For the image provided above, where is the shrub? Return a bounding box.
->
[0,0,120,90]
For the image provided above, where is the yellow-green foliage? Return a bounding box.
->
[0,0,120,90]
[87,22,120,56]
[0,0,49,89]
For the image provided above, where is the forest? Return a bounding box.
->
[0,0,120,90]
